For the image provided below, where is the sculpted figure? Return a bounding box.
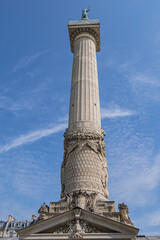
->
[98,137,108,199]
[118,203,133,225]
[86,193,97,211]
[38,203,49,220]
[60,162,65,198]
[60,139,68,198]
[98,137,106,157]
[81,8,90,19]
[39,202,49,213]
[101,159,109,199]
[63,140,67,163]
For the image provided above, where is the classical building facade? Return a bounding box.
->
[0,215,36,239]
[17,9,139,240]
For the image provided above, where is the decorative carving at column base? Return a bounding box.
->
[37,198,124,226]
[64,122,104,140]
[66,191,97,211]
[61,126,109,200]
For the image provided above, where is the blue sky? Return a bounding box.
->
[0,0,160,235]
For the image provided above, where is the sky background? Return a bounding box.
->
[0,0,160,235]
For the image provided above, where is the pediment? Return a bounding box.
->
[39,219,119,234]
[17,208,139,239]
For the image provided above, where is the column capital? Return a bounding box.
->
[68,21,100,53]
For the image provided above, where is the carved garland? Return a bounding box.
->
[64,127,106,140]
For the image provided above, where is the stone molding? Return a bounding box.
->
[69,26,100,53]
[64,122,105,140]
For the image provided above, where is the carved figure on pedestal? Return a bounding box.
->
[81,8,90,20]
[118,202,133,225]
[101,159,109,199]
[38,203,49,220]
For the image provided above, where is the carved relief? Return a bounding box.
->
[118,203,133,225]
[66,191,97,211]
[64,124,102,141]
[54,220,101,235]
[61,126,109,201]
[53,208,102,236]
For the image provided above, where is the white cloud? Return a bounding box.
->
[12,51,48,72]
[0,123,67,153]
[129,73,160,102]
[11,154,60,199]
[101,107,136,119]
[133,210,160,235]
[58,115,68,122]
[130,73,160,87]
[103,53,160,102]
[113,156,160,205]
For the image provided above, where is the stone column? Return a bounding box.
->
[61,21,109,206]
[68,32,101,130]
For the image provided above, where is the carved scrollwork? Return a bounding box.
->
[69,231,84,239]
[53,218,101,236]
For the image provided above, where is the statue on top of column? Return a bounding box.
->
[81,7,90,19]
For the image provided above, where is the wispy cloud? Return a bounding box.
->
[58,114,68,122]
[12,154,60,199]
[102,52,160,103]
[101,106,136,119]
[149,211,160,226]
[0,123,67,153]
[12,51,48,72]
[108,120,160,207]
[0,78,55,114]
[133,210,160,235]
[111,155,160,205]
[130,73,160,87]
[129,72,160,102]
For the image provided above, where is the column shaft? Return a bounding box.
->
[68,33,101,129]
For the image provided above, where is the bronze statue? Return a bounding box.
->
[81,7,90,19]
